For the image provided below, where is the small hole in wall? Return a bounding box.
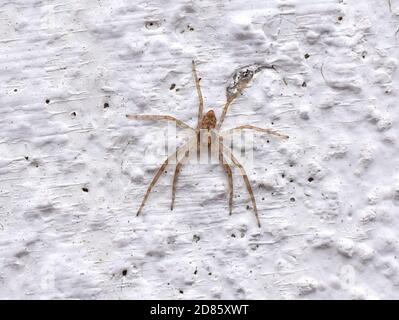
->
[45,99,50,104]
[338,16,343,21]
[122,269,127,276]
[304,53,310,59]
[179,290,184,294]
[104,103,109,108]
[82,187,89,192]
[170,83,176,90]
[14,89,17,92]
[308,177,314,182]
[290,197,296,202]
[145,21,160,29]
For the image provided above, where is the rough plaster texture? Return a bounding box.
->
[1,0,399,299]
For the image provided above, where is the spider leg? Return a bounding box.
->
[221,125,289,139]
[222,146,261,227]
[192,60,204,128]
[136,143,190,216]
[217,64,277,131]
[126,114,194,131]
[136,160,168,216]
[217,74,255,131]
[218,138,234,215]
[171,150,189,210]
[171,161,183,211]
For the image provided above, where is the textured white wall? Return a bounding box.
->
[1,0,399,299]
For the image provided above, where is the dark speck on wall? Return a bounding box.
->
[82,187,89,192]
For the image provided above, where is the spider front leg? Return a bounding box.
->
[222,146,261,227]
[216,74,252,131]
[192,60,204,128]
[217,64,278,131]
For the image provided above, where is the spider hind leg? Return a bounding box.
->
[222,147,261,227]
[219,138,234,215]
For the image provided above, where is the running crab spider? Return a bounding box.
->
[126,60,289,227]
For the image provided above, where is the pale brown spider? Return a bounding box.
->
[126,60,289,227]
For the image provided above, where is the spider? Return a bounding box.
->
[126,60,289,227]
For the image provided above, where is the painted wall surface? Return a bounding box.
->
[1,0,399,299]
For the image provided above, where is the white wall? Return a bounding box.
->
[1,0,399,299]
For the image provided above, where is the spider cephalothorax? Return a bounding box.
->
[200,110,217,130]
[126,60,289,227]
